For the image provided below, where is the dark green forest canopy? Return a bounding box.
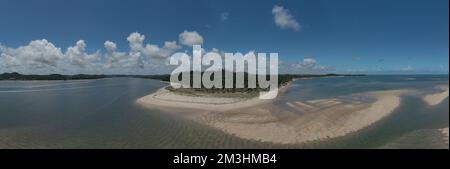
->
[0,72,106,80]
[138,70,364,93]
[1,71,364,91]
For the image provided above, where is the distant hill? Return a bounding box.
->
[0,72,106,80]
[0,72,364,84]
[136,70,365,93]
[138,70,364,84]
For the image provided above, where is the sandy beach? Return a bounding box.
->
[423,84,449,106]
[137,81,409,144]
[441,128,449,145]
[137,80,295,112]
[195,89,407,144]
[136,87,272,112]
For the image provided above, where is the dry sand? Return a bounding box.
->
[137,81,293,112]
[441,128,449,145]
[137,87,272,112]
[423,84,449,106]
[137,84,408,144]
[195,90,407,144]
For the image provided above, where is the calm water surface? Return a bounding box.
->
[0,75,448,148]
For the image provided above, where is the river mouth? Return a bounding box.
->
[0,75,448,148]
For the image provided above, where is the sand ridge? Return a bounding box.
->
[137,82,409,144]
[136,80,294,112]
[137,87,272,112]
[197,90,408,144]
[423,84,449,106]
[441,128,449,145]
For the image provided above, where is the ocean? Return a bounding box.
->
[0,75,448,148]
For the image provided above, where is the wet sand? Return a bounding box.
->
[137,83,408,144]
[424,84,449,106]
[380,128,449,149]
[136,87,272,112]
[137,80,294,112]
[195,90,407,144]
[441,128,449,145]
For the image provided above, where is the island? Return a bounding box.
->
[0,72,106,80]
[134,71,415,145]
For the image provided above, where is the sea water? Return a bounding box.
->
[0,75,448,148]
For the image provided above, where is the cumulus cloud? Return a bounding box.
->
[294,58,317,68]
[401,66,414,72]
[179,30,204,46]
[103,40,138,69]
[104,40,117,51]
[0,39,64,73]
[272,5,301,32]
[105,50,142,69]
[163,41,180,50]
[0,30,337,75]
[284,58,333,73]
[102,32,185,71]
[126,32,181,59]
[103,38,143,69]
[220,12,229,21]
[65,40,101,68]
[142,41,181,59]
[0,31,193,74]
[127,32,145,51]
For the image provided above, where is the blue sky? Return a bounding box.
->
[0,0,448,74]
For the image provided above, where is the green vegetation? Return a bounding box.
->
[140,70,365,97]
[0,72,106,80]
[1,71,364,99]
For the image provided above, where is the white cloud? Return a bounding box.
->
[126,32,180,59]
[0,31,185,74]
[103,39,143,69]
[401,66,414,72]
[300,58,317,67]
[104,40,117,51]
[220,12,229,21]
[164,41,180,50]
[65,40,101,68]
[102,32,182,71]
[179,30,204,46]
[0,30,203,73]
[142,40,181,59]
[286,58,333,73]
[105,51,142,69]
[1,38,335,75]
[1,30,332,75]
[127,32,145,51]
[0,39,64,73]
[272,5,301,32]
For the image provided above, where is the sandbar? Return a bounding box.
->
[423,84,449,106]
[137,84,408,144]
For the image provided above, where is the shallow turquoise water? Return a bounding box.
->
[0,75,448,148]
[278,75,449,148]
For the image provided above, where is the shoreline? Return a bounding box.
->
[441,128,449,145]
[198,89,408,144]
[423,84,449,106]
[137,79,295,112]
[137,80,409,144]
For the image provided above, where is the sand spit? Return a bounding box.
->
[441,128,449,145]
[198,90,407,144]
[424,84,449,106]
[137,87,271,112]
[137,81,293,112]
[380,128,449,149]
[137,85,408,144]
